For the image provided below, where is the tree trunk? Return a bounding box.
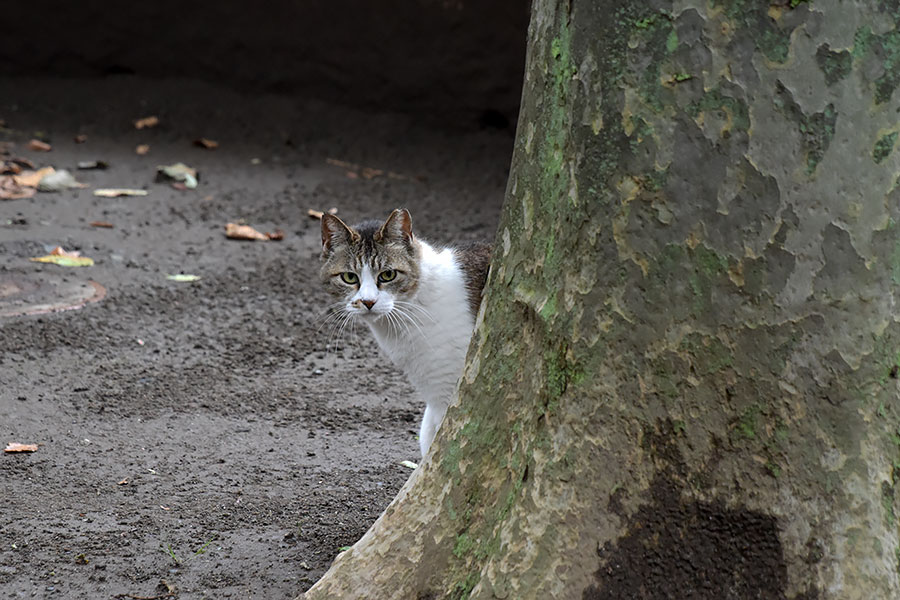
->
[300,1,900,598]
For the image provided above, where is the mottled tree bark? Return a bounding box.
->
[300,1,900,598]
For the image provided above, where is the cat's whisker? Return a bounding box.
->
[325,310,356,350]
[392,300,435,324]
[390,305,432,349]
[316,302,352,337]
[388,309,414,339]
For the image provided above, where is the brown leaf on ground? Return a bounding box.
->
[326,157,421,182]
[0,175,36,199]
[193,138,219,150]
[225,223,283,241]
[94,188,148,197]
[156,163,198,188]
[1,161,22,175]
[38,169,87,191]
[27,139,52,152]
[225,223,269,241]
[326,158,356,169]
[4,442,38,453]
[307,208,338,219]
[49,246,82,257]
[90,221,115,228]
[30,246,94,267]
[134,116,159,129]
[135,144,150,155]
[74,134,88,144]
[10,157,36,169]
[14,166,56,187]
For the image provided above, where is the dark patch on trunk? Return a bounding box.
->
[585,475,790,600]
[587,419,814,600]
[454,241,492,319]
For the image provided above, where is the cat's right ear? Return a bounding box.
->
[376,208,413,244]
[321,214,356,255]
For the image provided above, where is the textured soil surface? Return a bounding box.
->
[0,77,509,598]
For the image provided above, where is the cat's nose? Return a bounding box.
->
[361,299,375,310]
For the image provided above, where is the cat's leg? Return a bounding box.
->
[419,403,448,457]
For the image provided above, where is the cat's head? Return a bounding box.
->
[320,208,422,319]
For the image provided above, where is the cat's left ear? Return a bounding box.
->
[376,208,413,244]
[321,213,357,255]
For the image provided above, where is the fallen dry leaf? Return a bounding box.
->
[90,221,115,228]
[74,134,88,144]
[156,163,198,188]
[50,246,80,257]
[135,144,150,155]
[9,156,35,169]
[5,442,38,453]
[166,274,201,282]
[27,139,52,152]
[14,166,55,187]
[77,160,109,170]
[307,207,338,220]
[134,115,159,129]
[1,161,22,175]
[0,175,36,199]
[325,156,422,182]
[225,223,268,241]
[38,169,87,192]
[224,223,283,241]
[94,188,148,197]
[326,158,356,169]
[30,246,94,267]
[193,138,218,149]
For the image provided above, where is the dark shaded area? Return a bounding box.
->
[584,422,811,600]
[587,475,789,600]
[0,0,529,126]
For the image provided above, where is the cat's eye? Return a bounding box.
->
[339,272,359,285]
[378,269,397,283]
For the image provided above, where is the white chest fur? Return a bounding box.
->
[365,242,474,456]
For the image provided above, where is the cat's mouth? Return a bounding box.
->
[349,305,386,319]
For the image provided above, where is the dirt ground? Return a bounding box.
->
[0,76,510,598]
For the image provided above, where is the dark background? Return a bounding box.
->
[1,0,530,126]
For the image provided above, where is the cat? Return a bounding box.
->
[319,208,491,457]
